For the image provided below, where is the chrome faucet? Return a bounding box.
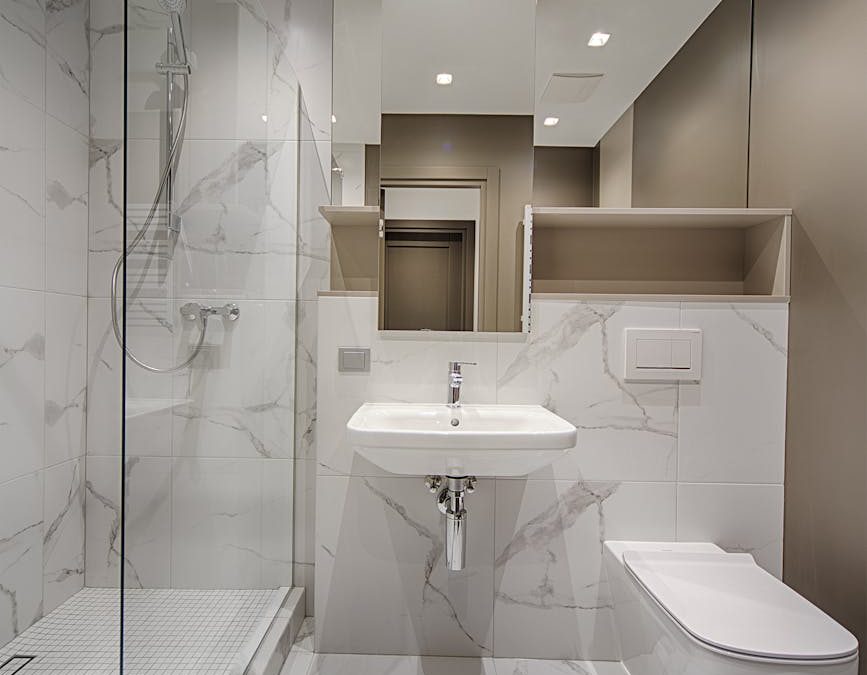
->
[447,361,477,407]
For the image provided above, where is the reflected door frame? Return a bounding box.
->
[379,166,501,332]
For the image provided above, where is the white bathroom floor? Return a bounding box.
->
[279,619,628,675]
[0,587,284,674]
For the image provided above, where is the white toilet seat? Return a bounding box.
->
[623,549,859,664]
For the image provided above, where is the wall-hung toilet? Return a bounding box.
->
[604,542,859,675]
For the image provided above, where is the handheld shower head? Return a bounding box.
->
[157,0,189,67]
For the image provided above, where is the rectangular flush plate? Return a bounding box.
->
[624,329,702,382]
[338,347,370,373]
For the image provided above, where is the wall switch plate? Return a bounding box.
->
[624,329,702,382]
[338,347,370,373]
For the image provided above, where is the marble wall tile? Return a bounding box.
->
[286,0,332,147]
[46,0,89,135]
[293,459,315,569]
[0,287,45,486]
[261,459,294,588]
[296,139,332,301]
[85,456,172,588]
[0,0,46,108]
[294,300,318,461]
[89,0,124,139]
[172,140,298,301]
[42,458,85,613]
[0,87,45,292]
[171,299,295,460]
[87,137,123,298]
[45,118,89,296]
[676,482,784,578]
[678,303,788,484]
[497,301,680,482]
[170,457,264,589]
[316,475,495,656]
[0,472,44,646]
[316,296,498,476]
[45,293,87,467]
[493,480,676,660]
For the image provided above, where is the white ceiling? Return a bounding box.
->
[332,0,722,148]
[534,0,722,146]
[380,0,536,116]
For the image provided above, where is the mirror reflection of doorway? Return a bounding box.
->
[381,220,475,330]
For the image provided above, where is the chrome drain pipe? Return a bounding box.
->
[426,475,476,571]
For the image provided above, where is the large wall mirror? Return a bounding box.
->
[328,0,736,333]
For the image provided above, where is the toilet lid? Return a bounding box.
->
[624,551,858,661]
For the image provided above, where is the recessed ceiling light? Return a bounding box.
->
[543,116,560,127]
[261,114,268,122]
[588,32,611,47]
[331,114,337,124]
[436,73,453,86]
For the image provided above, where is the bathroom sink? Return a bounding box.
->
[346,403,577,477]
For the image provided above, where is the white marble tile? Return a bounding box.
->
[678,303,788,484]
[316,475,495,656]
[45,293,87,467]
[307,654,497,675]
[0,0,45,108]
[46,0,89,135]
[0,287,45,485]
[87,137,123,298]
[170,457,264,588]
[172,140,298,301]
[498,300,680,482]
[0,472,43,646]
[171,299,295,459]
[493,480,676,660]
[287,0,332,146]
[296,140,332,301]
[676,482,784,578]
[316,296,499,476]
[493,660,627,675]
[0,87,45,292]
[86,297,174,457]
[261,458,294,588]
[88,0,124,139]
[42,457,85,613]
[45,118,88,295]
[294,300,317,461]
[293,459,315,566]
[293,561,314,617]
[84,455,172,588]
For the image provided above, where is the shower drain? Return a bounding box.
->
[0,656,35,674]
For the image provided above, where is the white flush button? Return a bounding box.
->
[625,329,702,382]
[635,339,672,368]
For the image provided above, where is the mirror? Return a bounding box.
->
[329,0,735,332]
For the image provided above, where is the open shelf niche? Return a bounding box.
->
[319,205,382,292]
[529,207,792,301]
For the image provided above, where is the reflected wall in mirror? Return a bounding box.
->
[328,0,755,331]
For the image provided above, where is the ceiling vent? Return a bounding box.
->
[541,73,603,103]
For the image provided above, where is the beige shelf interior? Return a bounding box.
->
[319,205,381,227]
[531,207,791,299]
[322,205,382,292]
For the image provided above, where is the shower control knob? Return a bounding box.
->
[466,477,477,493]
[424,476,442,493]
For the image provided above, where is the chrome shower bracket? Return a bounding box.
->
[425,475,477,571]
[180,302,241,323]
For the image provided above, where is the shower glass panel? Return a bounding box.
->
[121,0,300,671]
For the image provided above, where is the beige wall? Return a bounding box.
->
[749,0,867,665]
[598,106,634,207]
[380,114,534,331]
[532,146,595,207]
[631,0,752,207]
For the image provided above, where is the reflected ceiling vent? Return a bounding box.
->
[541,73,604,103]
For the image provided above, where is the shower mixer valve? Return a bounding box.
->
[180,302,241,322]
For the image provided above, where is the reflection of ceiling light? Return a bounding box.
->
[588,32,610,47]
[543,117,560,127]
[436,73,453,85]
[261,114,268,122]
[331,114,337,124]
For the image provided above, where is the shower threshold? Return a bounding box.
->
[0,586,302,675]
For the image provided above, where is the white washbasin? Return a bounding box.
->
[346,403,577,477]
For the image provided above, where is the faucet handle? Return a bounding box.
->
[449,361,478,372]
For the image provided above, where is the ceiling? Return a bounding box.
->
[332,0,723,147]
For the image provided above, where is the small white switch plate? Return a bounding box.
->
[624,329,702,382]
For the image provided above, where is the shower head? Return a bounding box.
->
[158,0,186,12]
